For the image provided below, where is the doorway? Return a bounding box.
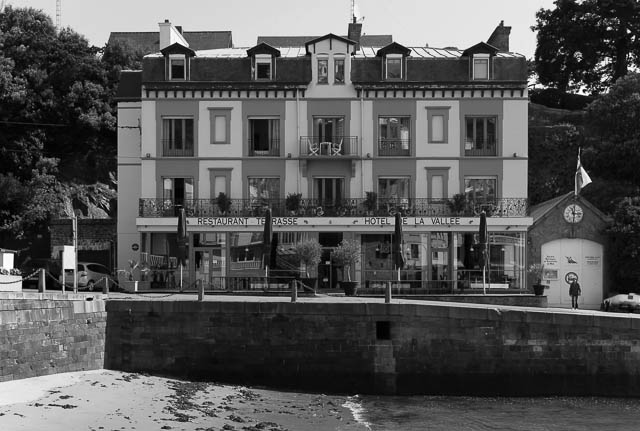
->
[318,232,343,289]
[194,247,223,289]
[314,177,344,209]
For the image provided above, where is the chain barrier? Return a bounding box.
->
[0,269,40,284]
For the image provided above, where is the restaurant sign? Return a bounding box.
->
[194,216,464,227]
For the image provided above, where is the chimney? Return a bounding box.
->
[487,20,511,52]
[348,22,362,51]
[158,19,189,50]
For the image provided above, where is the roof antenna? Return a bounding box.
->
[351,0,364,23]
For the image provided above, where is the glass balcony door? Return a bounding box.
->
[314,117,344,144]
[314,177,344,208]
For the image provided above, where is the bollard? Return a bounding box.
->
[37,268,46,292]
[197,279,204,301]
[102,278,109,295]
[291,280,297,303]
[385,281,391,304]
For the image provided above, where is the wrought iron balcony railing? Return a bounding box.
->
[162,139,194,157]
[378,139,411,156]
[139,197,528,218]
[299,136,360,157]
[248,138,280,156]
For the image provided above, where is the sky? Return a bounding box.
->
[8,0,557,58]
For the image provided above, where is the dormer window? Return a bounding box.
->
[461,42,498,81]
[317,56,329,84]
[247,43,281,81]
[161,43,195,81]
[255,54,272,80]
[386,55,402,79]
[334,56,345,84]
[473,54,490,80]
[376,42,411,81]
[170,55,186,80]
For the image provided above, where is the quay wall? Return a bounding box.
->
[0,292,106,382]
[104,300,640,396]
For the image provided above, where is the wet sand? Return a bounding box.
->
[0,370,368,430]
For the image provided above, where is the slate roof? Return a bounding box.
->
[114,70,142,101]
[257,34,392,47]
[107,31,233,53]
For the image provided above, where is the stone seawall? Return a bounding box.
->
[104,299,640,396]
[0,292,106,382]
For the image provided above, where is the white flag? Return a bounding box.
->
[575,150,592,196]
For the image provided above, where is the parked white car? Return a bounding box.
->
[59,262,116,291]
[601,293,640,312]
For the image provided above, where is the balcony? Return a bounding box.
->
[378,139,410,156]
[139,197,528,218]
[162,139,194,157]
[299,136,360,158]
[248,138,280,157]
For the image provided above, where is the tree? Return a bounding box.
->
[608,197,640,291]
[532,0,640,94]
[0,6,126,246]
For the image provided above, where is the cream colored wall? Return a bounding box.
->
[285,100,299,157]
[416,160,460,199]
[359,100,374,158]
[306,38,357,99]
[197,160,243,199]
[198,100,243,157]
[284,160,303,195]
[117,102,142,272]
[502,99,528,158]
[502,159,527,198]
[415,100,460,158]
[140,100,156,158]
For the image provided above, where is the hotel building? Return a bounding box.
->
[116,19,531,291]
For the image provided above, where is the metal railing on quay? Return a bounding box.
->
[139,197,529,218]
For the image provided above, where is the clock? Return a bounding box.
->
[563,204,584,223]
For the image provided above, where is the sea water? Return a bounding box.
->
[344,395,640,430]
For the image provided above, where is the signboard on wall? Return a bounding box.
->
[62,245,75,270]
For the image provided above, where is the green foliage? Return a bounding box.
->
[293,239,322,278]
[0,6,141,243]
[332,239,361,282]
[285,192,302,212]
[608,197,640,291]
[532,0,640,94]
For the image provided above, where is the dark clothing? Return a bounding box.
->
[569,281,581,309]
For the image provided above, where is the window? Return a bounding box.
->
[464,178,496,203]
[465,116,497,156]
[249,118,280,156]
[255,54,272,80]
[313,117,344,143]
[473,54,489,80]
[163,177,194,205]
[426,107,450,144]
[334,57,345,84]
[209,108,232,145]
[386,54,402,79]
[378,177,410,209]
[162,118,194,156]
[169,55,186,80]
[378,116,410,156]
[318,58,328,84]
[248,177,280,205]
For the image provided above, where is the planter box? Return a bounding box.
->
[0,274,22,292]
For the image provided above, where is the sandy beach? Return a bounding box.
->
[0,370,368,430]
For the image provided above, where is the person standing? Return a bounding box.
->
[569,279,581,309]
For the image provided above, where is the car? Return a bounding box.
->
[59,262,117,291]
[19,258,62,289]
[601,293,640,312]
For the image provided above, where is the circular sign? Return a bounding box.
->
[565,272,578,284]
[131,243,139,251]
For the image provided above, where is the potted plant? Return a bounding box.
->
[332,239,362,296]
[117,259,149,291]
[216,192,232,215]
[364,191,377,215]
[447,193,468,215]
[293,239,322,291]
[285,192,302,214]
[527,263,546,296]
